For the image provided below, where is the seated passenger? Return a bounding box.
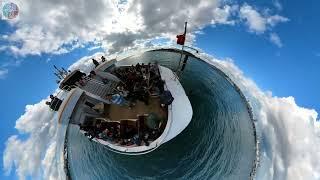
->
[133,134,141,146]
[117,86,129,97]
[142,133,149,146]
[160,90,174,107]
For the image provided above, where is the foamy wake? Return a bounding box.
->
[3,48,320,180]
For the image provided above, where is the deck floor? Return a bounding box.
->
[106,97,167,121]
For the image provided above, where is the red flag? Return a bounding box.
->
[176,22,187,45]
[176,34,185,45]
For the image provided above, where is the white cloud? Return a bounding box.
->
[269,33,283,48]
[2,0,289,57]
[3,99,58,179]
[6,0,117,56]
[239,4,288,34]
[2,52,102,179]
[239,4,267,33]
[0,68,9,79]
[267,15,289,27]
[68,51,105,73]
[196,51,320,180]
[4,0,247,56]
[212,5,238,25]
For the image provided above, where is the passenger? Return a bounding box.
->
[142,133,149,146]
[141,63,146,74]
[49,94,54,100]
[136,63,141,70]
[78,78,86,86]
[86,128,98,141]
[106,130,115,141]
[88,70,96,78]
[130,65,135,73]
[117,86,129,97]
[92,58,99,67]
[150,130,159,140]
[98,130,108,141]
[133,134,141,146]
[120,139,128,145]
[101,56,106,62]
[95,122,108,133]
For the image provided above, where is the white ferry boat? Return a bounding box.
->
[48,56,193,155]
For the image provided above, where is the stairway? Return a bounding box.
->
[81,77,118,98]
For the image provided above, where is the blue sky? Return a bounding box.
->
[196,0,320,112]
[0,0,319,179]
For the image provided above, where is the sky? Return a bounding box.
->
[0,0,319,179]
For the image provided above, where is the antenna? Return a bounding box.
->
[54,72,62,79]
[53,65,66,78]
[53,65,59,72]
[61,67,68,74]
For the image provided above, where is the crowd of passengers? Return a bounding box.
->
[80,62,173,146]
[108,63,165,107]
[76,61,166,108]
[80,117,161,146]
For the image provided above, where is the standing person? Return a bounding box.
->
[136,63,141,72]
[101,56,106,62]
[92,58,99,67]
[49,94,54,100]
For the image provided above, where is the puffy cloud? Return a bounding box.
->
[3,0,289,57]
[68,51,105,73]
[212,5,238,25]
[239,4,288,34]
[6,0,117,56]
[196,51,320,180]
[239,4,267,33]
[3,99,58,179]
[269,33,283,48]
[3,52,102,180]
[267,15,289,27]
[4,0,245,56]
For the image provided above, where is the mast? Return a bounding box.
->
[175,22,188,77]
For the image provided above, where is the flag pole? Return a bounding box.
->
[176,22,187,75]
